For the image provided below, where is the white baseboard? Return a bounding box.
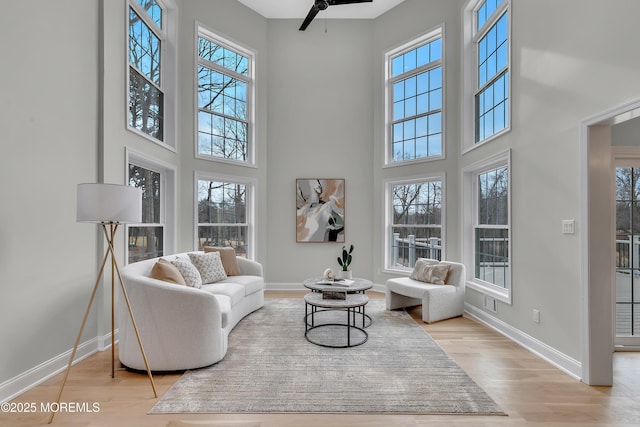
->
[0,329,117,404]
[464,303,582,381]
[98,328,119,351]
[265,282,306,291]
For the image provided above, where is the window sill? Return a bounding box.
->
[461,126,511,156]
[383,154,445,169]
[466,279,511,305]
[195,154,257,169]
[383,267,413,276]
[127,126,177,153]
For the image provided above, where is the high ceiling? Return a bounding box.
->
[236,0,406,20]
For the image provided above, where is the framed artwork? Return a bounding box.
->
[296,178,345,243]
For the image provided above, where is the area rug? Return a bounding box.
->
[150,299,504,415]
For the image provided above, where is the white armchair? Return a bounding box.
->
[385,260,466,323]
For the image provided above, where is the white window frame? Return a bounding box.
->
[462,0,511,152]
[124,148,177,264]
[462,149,511,303]
[384,25,445,167]
[194,171,257,260]
[125,0,177,151]
[195,23,256,167]
[383,173,445,274]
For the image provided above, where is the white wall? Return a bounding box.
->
[458,0,640,362]
[101,0,269,261]
[371,0,464,279]
[174,0,269,260]
[265,19,375,283]
[613,117,640,146]
[0,0,269,396]
[0,0,100,384]
[491,0,640,361]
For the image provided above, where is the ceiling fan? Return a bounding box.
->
[299,0,373,31]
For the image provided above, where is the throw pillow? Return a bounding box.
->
[204,246,241,276]
[409,259,439,281]
[150,258,186,286]
[410,260,450,285]
[188,251,228,284]
[170,258,203,288]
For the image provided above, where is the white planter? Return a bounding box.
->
[339,270,352,279]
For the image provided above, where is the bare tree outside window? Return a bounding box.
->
[615,167,640,337]
[390,180,442,268]
[128,1,165,141]
[128,164,163,263]
[197,35,251,162]
[475,166,509,287]
[388,34,443,164]
[197,179,248,257]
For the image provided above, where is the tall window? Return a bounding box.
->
[386,28,443,164]
[196,175,255,258]
[463,150,511,302]
[474,0,509,143]
[385,176,443,272]
[127,163,164,263]
[128,0,163,141]
[127,0,176,148]
[197,28,254,164]
[126,150,176,264]
[475,166,509,287]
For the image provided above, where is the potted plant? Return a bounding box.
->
[337,244,354,279]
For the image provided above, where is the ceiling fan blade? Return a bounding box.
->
[299,4,320,31]
[329,0,373,5]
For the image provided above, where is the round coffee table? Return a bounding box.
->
[303,277,373,328]
[303,276,373,293]
[304,292,369,348]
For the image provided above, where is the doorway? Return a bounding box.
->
[614,162,640,349]
[582,99,640,385]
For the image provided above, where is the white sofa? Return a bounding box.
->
[118,252,264,371]
[385,260,466,323]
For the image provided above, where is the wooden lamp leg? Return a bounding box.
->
[48,223,157,424]
[48,246,110,424]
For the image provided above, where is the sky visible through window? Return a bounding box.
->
[475,0,508,142]
[197,35,251,162]
[390,36,443,162]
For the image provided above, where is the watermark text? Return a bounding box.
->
[1,401,100,413]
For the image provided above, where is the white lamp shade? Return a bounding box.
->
[77,183,142,224]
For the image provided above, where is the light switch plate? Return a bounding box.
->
[562,219,575,234]
[533,309,540,323]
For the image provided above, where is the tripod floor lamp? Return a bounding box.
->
[49,183,157,424]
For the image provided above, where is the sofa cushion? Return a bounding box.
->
[188,251,228,284]
[410,260,450,285]
[204,246,241,276]
[201,282,245,307]
[170,258,202,288]
[387,277,448,299]
[217,275,263,296]
[150,258,186,286]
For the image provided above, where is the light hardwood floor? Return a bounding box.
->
[2,291,639,427]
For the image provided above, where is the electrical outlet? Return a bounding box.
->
[483,296,498,313]
[533,309,540,323]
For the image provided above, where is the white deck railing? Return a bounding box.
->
[392,233,442,267]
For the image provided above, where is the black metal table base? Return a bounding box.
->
[304,306,372,329]
[305,303,369,348]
